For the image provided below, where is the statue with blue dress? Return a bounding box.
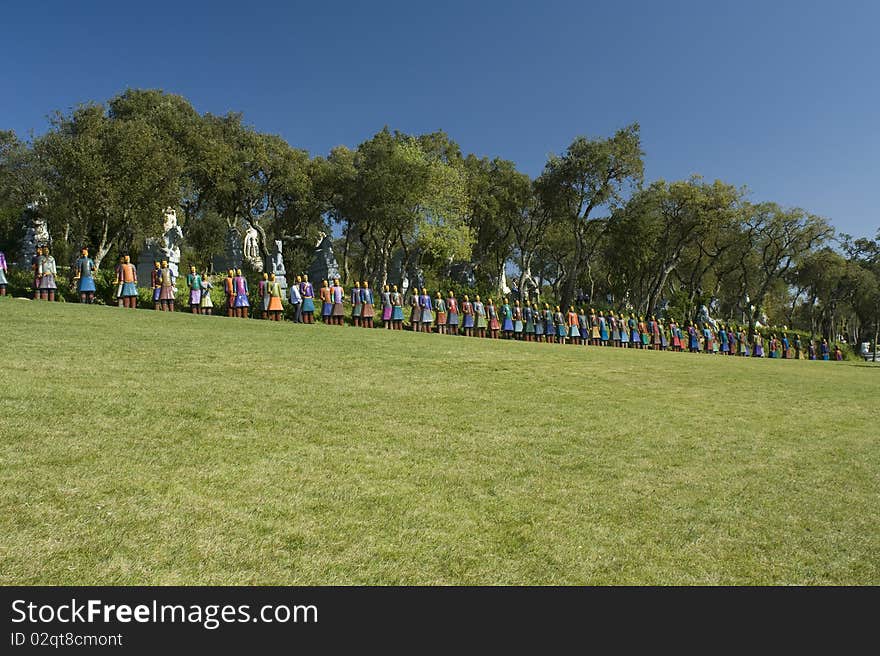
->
[74,248,97,303]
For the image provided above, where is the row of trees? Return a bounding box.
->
[1,89,878,344]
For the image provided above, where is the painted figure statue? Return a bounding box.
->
[157,259,174,311]
[446,291,459,336]
[233,268,250,318]
[200,273,214,315]
[187,266,202,314]
[461,295,474,337]
[224,270,235,317]
[267,273,284,321]
[0,250,7,296]
[259,272,270,320]
[381,284,393,329]
[390,284,404,330]
[361,282,375,328]
[351,281,362,327]
[300,275,315,324]
[38,247,58,301]
[117,255,138,308]
[330,278,345,325]
[289,275,302,323]
[74,248,97,303]
[320,280,332,323]
[409,287,421,330]
[151,261,162,310]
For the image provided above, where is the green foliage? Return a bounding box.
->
[2,266,37,298]
[607,177,743,313]
[34,102,183,266]
[461,155,533,287]
[181,209,226,271]
[321,129,474,284]
[1,89,878,342]
[535,124,645,308]
[0,131,43,259]
[416,215,473,264]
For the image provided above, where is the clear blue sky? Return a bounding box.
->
[3,0,878,237]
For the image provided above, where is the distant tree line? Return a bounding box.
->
[1,88,878,345]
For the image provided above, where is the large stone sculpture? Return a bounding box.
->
[136,240,162,287]
[138,207,184,286]
[307,232,340,283]
[243,225,263,272]
[498,269,512,296]
[212,226,244,273]
[388,248,424,298]
[697,303,718,329]
[447,262,476,288]
[267,239,287,294]
[19,202,50,267]
[161,208,183,277]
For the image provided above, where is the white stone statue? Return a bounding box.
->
[19,202,51,267]
[271,240,286,275]
[748,300,769,328]
[160,207,183,277]
[270,239,287,292]
[697,304,718,329]
[34,218,50,246]
[498,268,511,295]
[243,225,263,272]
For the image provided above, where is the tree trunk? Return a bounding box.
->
[517,253,535,305]
[787,293,799,327]
[561,229,583,310]
[341,224,351,283]
[587,260,595,307]
[646,263,675,317]
[379,239,390,289]
[748,307,758,340]
[254,221,270,259]
[397,234,416,296]
[94,220,112,269]
[874,320,879,361]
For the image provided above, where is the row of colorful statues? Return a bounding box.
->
[8,248,843,361]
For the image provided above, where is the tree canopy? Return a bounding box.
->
[1,88,877,344]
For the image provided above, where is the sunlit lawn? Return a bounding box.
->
[1,298,878,584]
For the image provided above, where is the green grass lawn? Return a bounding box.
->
[1,298,878,585]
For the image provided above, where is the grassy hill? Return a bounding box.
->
[1,298,878,584]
